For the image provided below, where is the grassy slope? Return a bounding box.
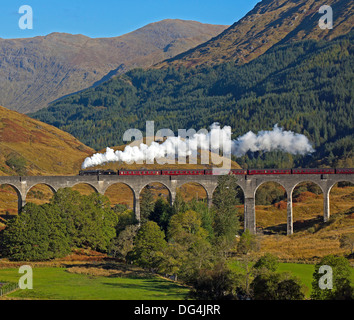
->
[0,105,94,176]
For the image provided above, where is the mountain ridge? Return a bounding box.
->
[155,0,354,69]
[0,19,228,113]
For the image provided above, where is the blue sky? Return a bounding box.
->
[0,0,260,39]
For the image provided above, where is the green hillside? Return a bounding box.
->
[31,32,354,168]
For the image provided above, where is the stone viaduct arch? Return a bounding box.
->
[0,173,352,235]
[103,182,135,210]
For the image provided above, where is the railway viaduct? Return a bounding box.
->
[0,173,353,235]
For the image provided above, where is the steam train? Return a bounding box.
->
[79,168,354,176]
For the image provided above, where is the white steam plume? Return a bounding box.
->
[232,125,315,157]
[81,124,314,169]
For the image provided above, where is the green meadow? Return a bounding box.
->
[0,267,189,300]
[1,263,353,300]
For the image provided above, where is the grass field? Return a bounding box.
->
[1,262,353,300]
[0,267,189,300]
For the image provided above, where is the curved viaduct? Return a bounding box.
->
[0,173,353,235]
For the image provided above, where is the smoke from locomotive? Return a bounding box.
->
[81,123,314,169]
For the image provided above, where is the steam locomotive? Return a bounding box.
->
[79,168,354,176]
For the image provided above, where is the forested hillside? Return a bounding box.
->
[32,32,354,168]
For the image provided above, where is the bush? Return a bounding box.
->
[251,272,305,300]
[253,253,279,273]
[188,263,238,300]
[5,154,27,175]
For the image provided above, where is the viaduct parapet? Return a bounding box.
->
[0,173,353,235]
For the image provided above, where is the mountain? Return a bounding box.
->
[0,105,94,175]
[32,30,354,169]
[155,0,354,69]
[0,19,227,113]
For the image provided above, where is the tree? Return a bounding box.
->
[149,197,173,233]
[164,210,214,281]
[311,255,353,300]
[110,225,139,262]
[237,229,260,255]
[168,210,208,246]
[251,272,305,300]
[172,190,187,215]
[188,199,214,241]
[158,243,184,281]
[131,221,167,271]
[188,262,238,300]
[140,188,155,224]
[212,175,240,248]
[115,209,137,235]
[235,230,261,296]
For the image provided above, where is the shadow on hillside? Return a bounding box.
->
[260,224,287,235]
[260,216,325,235]
[102,279,185,297]
[292,216,324,233]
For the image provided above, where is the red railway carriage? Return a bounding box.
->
[292,168,335,174]
[204,169,228,175]
[80,168,353,177]
[248,169,291,175]
[335,168,354,174]
[204,169,247,175]
[161,170,204,176]
[119,170,161,176]
[230,169,248,175]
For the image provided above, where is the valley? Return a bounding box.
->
[0,0,353,302]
